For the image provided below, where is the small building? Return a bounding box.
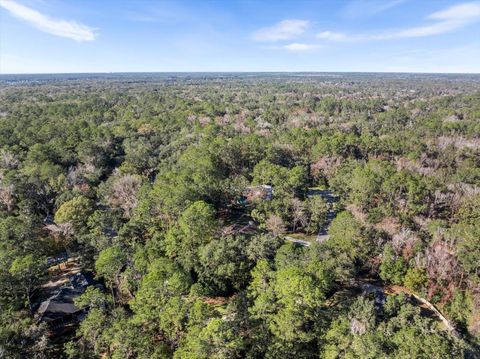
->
[35,272,103,331]
[46,252,68,267]
[239,185,273,206]
[221,221,257,236]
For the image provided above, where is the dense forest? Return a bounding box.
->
[0,73,479,358]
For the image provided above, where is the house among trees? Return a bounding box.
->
[239,185,273,206]
[35,272,103,331]
[221,221,257,236]
[46,252,68,267]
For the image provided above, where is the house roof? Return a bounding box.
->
[36,272,103,323]
[37,287,84,322]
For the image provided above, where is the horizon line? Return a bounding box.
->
[1,70,480,76]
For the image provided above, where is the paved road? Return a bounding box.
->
[285,189,337,246]
[356,281,461,339]
[284,236,311,246]
[309,189,337,241]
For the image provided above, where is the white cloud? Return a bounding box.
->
[283,43,320,51]
[429,2,480,22]
[252,19,310,42]
[316,31,346,41]
[0,0,97,41]
[342,0,405,18]
[378,1,480,39]
[319,1,480,42]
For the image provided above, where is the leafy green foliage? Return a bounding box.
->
[164,201,218,273]
[95,245,127,286]
[54,195,93,232]
[323,295,465,358]
[0,74,477,357]
[379,244,406,285]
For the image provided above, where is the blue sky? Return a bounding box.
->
[1,0,479,73]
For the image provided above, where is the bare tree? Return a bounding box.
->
[391,228,419,260]
[265,214,286,237]
[291,198,307,232]
[0,150,19,169]
[426,240,459,283]
[108,174,142,218]
[0,184,14,212]
[310,156,341,182]
[425,239,460,300]
[67,161,98,188]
